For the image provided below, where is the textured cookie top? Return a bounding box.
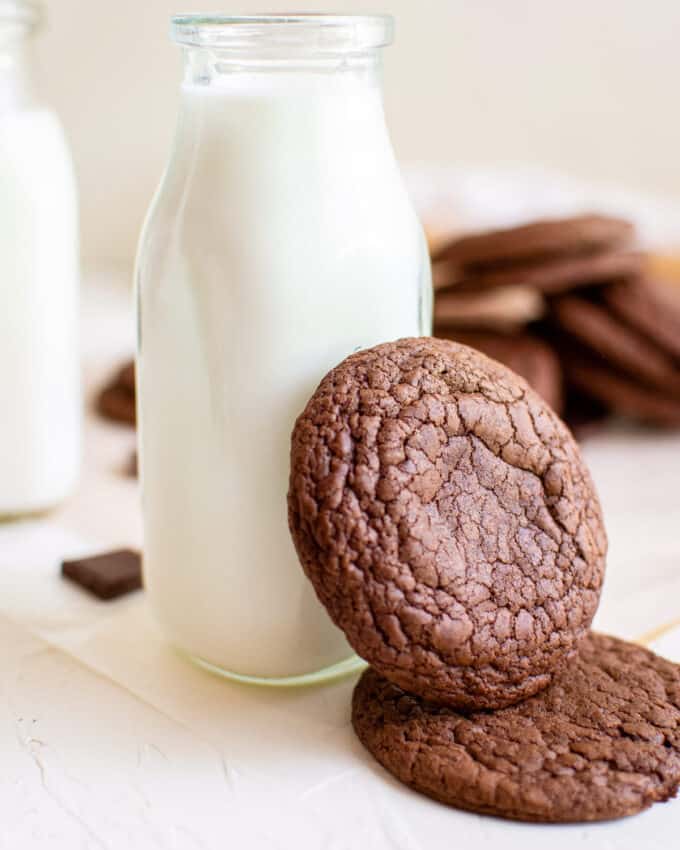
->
[435,330,563,414]
[352,633,680,823]
[288,338,607,708]
[435,214,634,267]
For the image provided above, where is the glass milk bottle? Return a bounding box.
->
[136,15,431,684]
[0,1,80,516]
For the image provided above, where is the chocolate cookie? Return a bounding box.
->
[434,330,563,414]
[118,360,136,393]
[603,278,680,362]
[434,215,634,267]
[433,286,544,330]
[550,294,680,394]
[448,249,643,296]
[352,633,680,823]
[97,360,136,426]
[432,258,464,291]
[97,385,136,426]
[288,338,607,709]
[566,356,680,428]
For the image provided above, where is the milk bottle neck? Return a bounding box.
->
[180,47,384,91]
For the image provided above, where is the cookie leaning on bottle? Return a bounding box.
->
[288,337,607,710]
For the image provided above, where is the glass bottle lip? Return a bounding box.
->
[171,13,394,54]
[0,0,41,36]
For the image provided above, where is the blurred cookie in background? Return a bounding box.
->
[548,292,680,395]
[117,361,135,395]
[434,286,544,332]
[447,249,643,296]
[543,276,680,426]
[430,212,680,433]
[433,214,635,267]
[432,214,640,295]
[563,350,680,428]
[601,277,680,361]
[97,360,136,426]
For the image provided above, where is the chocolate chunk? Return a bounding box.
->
[62,550,142,600]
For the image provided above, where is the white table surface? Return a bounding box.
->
[0,274,679,850]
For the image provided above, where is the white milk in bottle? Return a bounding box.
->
[0,2,80,515]
[136,15,431,682]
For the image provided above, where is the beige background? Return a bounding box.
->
[36,0,680,268]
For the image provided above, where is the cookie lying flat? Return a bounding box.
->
[433,330,563,415]
[352,633,680,823]
[433,215,634,268]
[289,338,607,709]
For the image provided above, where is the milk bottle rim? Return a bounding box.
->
[171,13,394,55]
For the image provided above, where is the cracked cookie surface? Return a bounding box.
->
[433,330,564,415]
[288,338,607,708]
[352,633,680,823]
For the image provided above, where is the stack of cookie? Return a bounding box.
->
[288,338,680,824]
[432,214,680,428]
